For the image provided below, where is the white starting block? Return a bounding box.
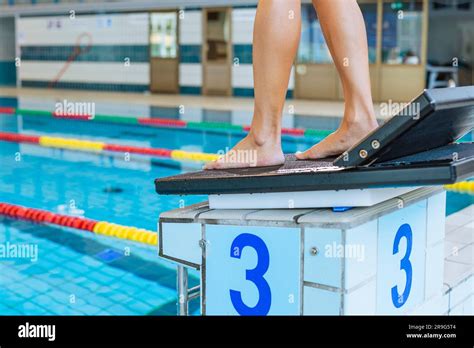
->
[158,187,449,315]
[156,87,474,315]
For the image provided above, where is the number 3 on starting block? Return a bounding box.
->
[376,201,427,314]
[205,225,301,315]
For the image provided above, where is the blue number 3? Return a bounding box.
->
[229,233,271,315]
[391,223,413,308]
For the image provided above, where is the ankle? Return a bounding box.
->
[248,128,281,147]
[343,102,377,126]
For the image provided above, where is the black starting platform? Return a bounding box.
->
[155,87,474,209]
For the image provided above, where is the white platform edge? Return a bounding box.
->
[209,187,420,209]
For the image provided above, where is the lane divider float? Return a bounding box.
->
[445,182,474,195]
[0,131,220,163]
[2,107,332,138]
[0,202,158,246]
[0,107,16,115]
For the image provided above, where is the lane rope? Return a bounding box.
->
[0,202,158,246]
[0,131,220,163]
[444,182,474,195]
[1,107,332,138]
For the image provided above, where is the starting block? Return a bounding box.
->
[159,188,448,315]
[154,87,474,315]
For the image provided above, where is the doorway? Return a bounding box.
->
[202,8,232,96]
[150,11,179,93]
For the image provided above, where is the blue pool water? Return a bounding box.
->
[0,97,472,315]
[0,98,329,316]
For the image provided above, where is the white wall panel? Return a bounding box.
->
[232,64,295,90]
[179,10,202,45]
[18,13,148,46]
[232,8,256,44]
[179,63,202,86]
[232,64,253,88]
[19,61,149,84]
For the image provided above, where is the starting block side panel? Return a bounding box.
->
[304,221,377,290]
[304,228,343,288]
[376,200,428,314]
[425,241,444,300]
[343,280,377,315]
[344,220,378,290]
[425,192,447,300]
[204,225,302,316]
[160,223,202,268]
[426,192,446,246]
[303,286,341,315]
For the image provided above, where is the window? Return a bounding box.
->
[361,3,378,64]
[298,4,332,64]
[382,1,423,65]
[298,3,378,64]
[150,12,177,59]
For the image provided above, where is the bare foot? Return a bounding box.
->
[295,119,379,160]
[204,132,284,170]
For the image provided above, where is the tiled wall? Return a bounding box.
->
[179,10,203,95]
[0,17,16,86]
[14,7,295,98]
[231,6,294,98]
[18,13,150,92]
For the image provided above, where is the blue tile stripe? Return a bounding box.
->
[21,80,148,92]
[179,86,202,95]
[233,87,293,99]
[232,4,258,9]
[21,45,149,63]
[0,96,18,108]
[179,44,201,63]
[0,61,16,86]
[233,44,253,65]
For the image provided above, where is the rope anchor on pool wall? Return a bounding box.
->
[48,32,93,89]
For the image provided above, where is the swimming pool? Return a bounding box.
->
[0,96,472,315]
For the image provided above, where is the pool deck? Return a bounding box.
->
[441,205,473,315]
[0,86,388,119]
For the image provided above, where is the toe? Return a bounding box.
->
[295,151,308,160]
[203,161,217,170]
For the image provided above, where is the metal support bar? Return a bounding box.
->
[177,265,189,316]
[188,286,201,301]
[188,285,200,293]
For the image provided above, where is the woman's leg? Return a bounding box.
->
[296,0,378,160]
[205,0,301,169]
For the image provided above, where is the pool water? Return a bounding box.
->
[0,97,472,315]
[0,97,329,316]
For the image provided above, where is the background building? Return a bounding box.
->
[0,0,472,101]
